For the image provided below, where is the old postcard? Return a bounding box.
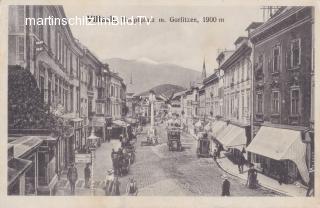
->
[0,0,319,207]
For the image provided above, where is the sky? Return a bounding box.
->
[64,3,263,74]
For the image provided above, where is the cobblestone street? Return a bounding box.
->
[55,124,281,196]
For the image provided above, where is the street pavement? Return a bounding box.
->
[55,123,281,196]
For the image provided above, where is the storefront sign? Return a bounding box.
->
[75,153,91,163]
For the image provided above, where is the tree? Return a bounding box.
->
[8,65,67,136]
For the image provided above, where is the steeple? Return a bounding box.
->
[202,58,207,80]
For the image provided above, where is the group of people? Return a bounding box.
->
[104,169,138,196]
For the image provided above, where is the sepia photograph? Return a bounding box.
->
[1,0,319,207]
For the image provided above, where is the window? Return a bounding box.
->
[96,103,104,114]
[258,54,263,67]
[271,91,280,113]
[241,61,245,81]
[47,25,51,49]
[241,93,245,116]
[17,36,24,62]
[70,86,73,112]
[70,53,73,75]
[291,39,301,68]
[48,79,51,105]
[17,6,25,33]
[291,89,300,115]
[38,7,44,40]
[273,45,280,72]
[40,75,45,102]
[257,93,263,113]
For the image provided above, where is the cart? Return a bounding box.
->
[196,134,211,157]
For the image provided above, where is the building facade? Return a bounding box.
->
[8,5,126,195]
[248,6,314,184]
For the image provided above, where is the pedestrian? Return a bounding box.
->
[221,175,230,196]
[247,164,256,188]
[213,149,217,161]
[217,144,222,158]
[278,163,286,185]
[238,154,245,174]
[84,163,91,188]
[126,178,138,196]
[306,170,314,197]
[113,176,121,196]
[104,169,114,196]
[67,163,78,195]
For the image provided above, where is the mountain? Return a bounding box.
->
[135,84,186,100]
[105,58,201,94]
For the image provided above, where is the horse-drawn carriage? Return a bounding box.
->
[196,132,211,157]
[111,149,130,176]
[167,127,182,151]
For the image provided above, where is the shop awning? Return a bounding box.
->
[217,125,246,151]
[9,136,43,158]
[215,124,233,143]
[211,121,227,138]
[8,158,32,186]
[246,126,309,183]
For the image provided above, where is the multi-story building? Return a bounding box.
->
[8,5,87,194]
[211,36,253,160]
[181,86,199,134]
[203,70,221,120]
[110,72,124,120]
[247,6,314,184]
[7,5,126,195]
[120,81,127,118]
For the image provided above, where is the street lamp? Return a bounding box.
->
[87,127,99,196]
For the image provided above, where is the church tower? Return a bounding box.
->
[201,58,207,80]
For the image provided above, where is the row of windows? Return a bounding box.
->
[224,58,250,88]
[257,39,301,73]
[256,88,300,115]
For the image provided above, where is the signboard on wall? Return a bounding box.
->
[75,153,91,163]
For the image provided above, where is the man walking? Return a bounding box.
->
[67,163,78,195]
[113,176,121,196]
[84,163,91,188]
[221,175,230,196]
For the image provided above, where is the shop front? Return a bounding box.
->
[247,126,309,184]
[37,136,60,195]
[215,124,248,163]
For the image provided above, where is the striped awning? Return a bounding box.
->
[217,124,246,151]
[247,126,309,183]
[211,121,227,138]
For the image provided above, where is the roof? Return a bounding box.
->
[249,7,307,40]
[245,22,263,31]
[234,36,248,45]
[9,136,43,158]
[172,90,187,99]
